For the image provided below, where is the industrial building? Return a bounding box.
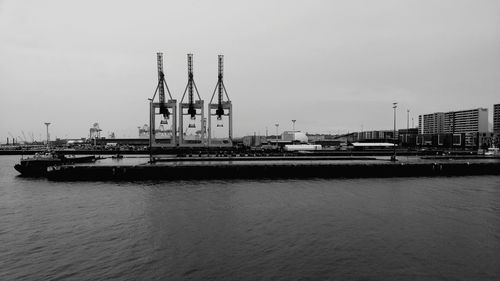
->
[416,132,494,149]
[398,128,419,147]
[306,134,343,148]
[352,130,395,142]
[281,131,308,143]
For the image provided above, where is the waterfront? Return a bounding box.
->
[1,156,500,280]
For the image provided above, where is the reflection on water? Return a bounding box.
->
[1,156,499,280]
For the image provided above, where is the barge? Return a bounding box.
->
[44,157,500,181]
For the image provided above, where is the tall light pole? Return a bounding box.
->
[44,122,51,149]
[407,109,409,130]
[391,103,397,161]
[292,120,296,131]
[407,109,410,145]
[148,98,153,163]
[275,123,279,141]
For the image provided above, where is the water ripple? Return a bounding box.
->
[1,156,499,280]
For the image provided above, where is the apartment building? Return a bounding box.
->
[494,104,500,135]
[418,112,445,134]
[419,108,488,135]
[443,108,488,134]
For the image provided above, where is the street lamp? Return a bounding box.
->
[406,109,410,145]
[44,122,51,149]
[275,123,279,141]
[292,120,296,131]
[391,103,397,161]
[148,98,153,163]
[407,109,410,130]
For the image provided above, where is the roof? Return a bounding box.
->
[351,142,396,147]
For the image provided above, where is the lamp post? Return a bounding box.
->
[391,103,397,161]
[44,122,51,150]
[275,123,279,140]
[407,109,410,145]
[148,98,153,163]
[292,120,296,131]
[407,109,409,130]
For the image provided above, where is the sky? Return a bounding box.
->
[1,0,499,141]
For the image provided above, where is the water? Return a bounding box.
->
[1,155,499,280]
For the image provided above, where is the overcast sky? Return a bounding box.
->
[1,0,499,140]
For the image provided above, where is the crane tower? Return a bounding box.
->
[208,55,233,146]
[149,52,177,147]
[179,54,205,146]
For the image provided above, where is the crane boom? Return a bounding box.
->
[157,53,165,105]
[157,53,170,118]
[216,55,225,119]
[187,54,195,118]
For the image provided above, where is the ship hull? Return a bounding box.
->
[14,160,61,176]
[14,156,96,176]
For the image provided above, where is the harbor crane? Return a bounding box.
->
[179,54,205,146]
[8,132,16,145]
[156,53,173,120]
[208,55,233,146]
[21,131,27,142]
[149,52,177,147]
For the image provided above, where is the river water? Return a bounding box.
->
[1,155,499,280]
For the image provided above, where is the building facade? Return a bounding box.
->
[443,108,488,134]
[419,108,488,134]
[417,108,489,149]
[494,104,500,135]
[418,113,444,134]
[352,130,395,142]
[398,128,418,147]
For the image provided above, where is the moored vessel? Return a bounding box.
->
[14,152,96,176]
